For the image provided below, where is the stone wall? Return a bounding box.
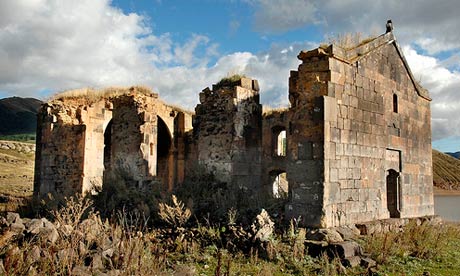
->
[34,101,87,195]
[34,87,193,196]
[261,110,288,196]
[284,50,330,226]
[194,77,262,190]
[299,32,434,227]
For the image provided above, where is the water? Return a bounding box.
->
[434,195,460,222]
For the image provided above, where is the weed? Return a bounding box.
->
[158,195,192,227]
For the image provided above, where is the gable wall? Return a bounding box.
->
[323,43,433,227]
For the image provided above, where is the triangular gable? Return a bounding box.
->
[339,32,431,101]
[298,30,431,101]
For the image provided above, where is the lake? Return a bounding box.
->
[434,195,460,222]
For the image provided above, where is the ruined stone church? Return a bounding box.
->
[34,23,434,228]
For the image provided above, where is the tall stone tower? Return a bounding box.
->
[194,77,262,191]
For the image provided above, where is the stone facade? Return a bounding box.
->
[34,87,193,195]
[194,78,262,190]
[284,30,434,227]
[35,25,434,228]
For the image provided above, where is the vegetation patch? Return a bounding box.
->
[1,195,459,275]
[0,134,35,144]
[214,74,246,89]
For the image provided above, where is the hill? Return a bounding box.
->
[446,151,460,159]
[0,97,42,136]
[433,149,460,190]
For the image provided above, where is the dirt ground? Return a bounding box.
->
[0,148,34,198]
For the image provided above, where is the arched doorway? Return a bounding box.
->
[270,170,288,199]
[386,169,400,218]
[272,126,287,156]
[104,119,113,171]
[157,116,172,186]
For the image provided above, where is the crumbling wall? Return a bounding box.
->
[34,100,92,195]
[194,77,262,190]
[34,87,192,196]
[285,50,330,227]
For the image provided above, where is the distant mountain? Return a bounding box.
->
[446,152,460,159]
[0,97,42,135]
[433,149,460,190]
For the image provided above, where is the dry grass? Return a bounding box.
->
[49,86,155,103]
[164,103,194,115]
[1,195,460,275]
[262,106,289,116]
[433,149,460,190]
[326,32,377,50]
[158,195,191,227]
[0,148,34,199]
[215,74,246,89]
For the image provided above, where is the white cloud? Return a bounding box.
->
[404,45,460,140]
[248,0,460,54]
[0,0,309,110]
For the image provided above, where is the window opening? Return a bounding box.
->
[393,94,398,113]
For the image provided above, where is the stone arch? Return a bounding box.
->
[272,126,287,157]
[103,119,113,171]
[157,115,173,189]
[269,169,288,199]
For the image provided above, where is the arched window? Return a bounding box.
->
[150,143,154,156]
[271,171,288,199]
[272,126,287,157]
[103,120,113,170]
[393,94,398,113]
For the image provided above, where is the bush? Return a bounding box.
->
[92,170,164,226]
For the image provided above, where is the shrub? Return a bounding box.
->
[158,195,192,227]
[214,74,246,89]
[92,170,164,226]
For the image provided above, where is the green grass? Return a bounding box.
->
[362,221,460,275]
[0,133,36,143]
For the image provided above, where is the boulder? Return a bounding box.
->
[306,228,343,243]
[27,219,44,234]
[334,226,360,240]
[342,256,361,267]
[29,245,41,263]
[10,222,25,233]
[360,257,377,268]
[6,212,21,225]
[327,241,362,259]
[60,224,74,237]
[305,240,328,257]
[251,209,274,242]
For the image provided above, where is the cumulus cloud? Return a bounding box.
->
[0,0,308,109]
[403,46,460,140]
[0,0,225,106]
[248,0,460,54]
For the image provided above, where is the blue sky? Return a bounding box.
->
[0,0,459,152]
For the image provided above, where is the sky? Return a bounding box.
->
[0,0,459,152]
